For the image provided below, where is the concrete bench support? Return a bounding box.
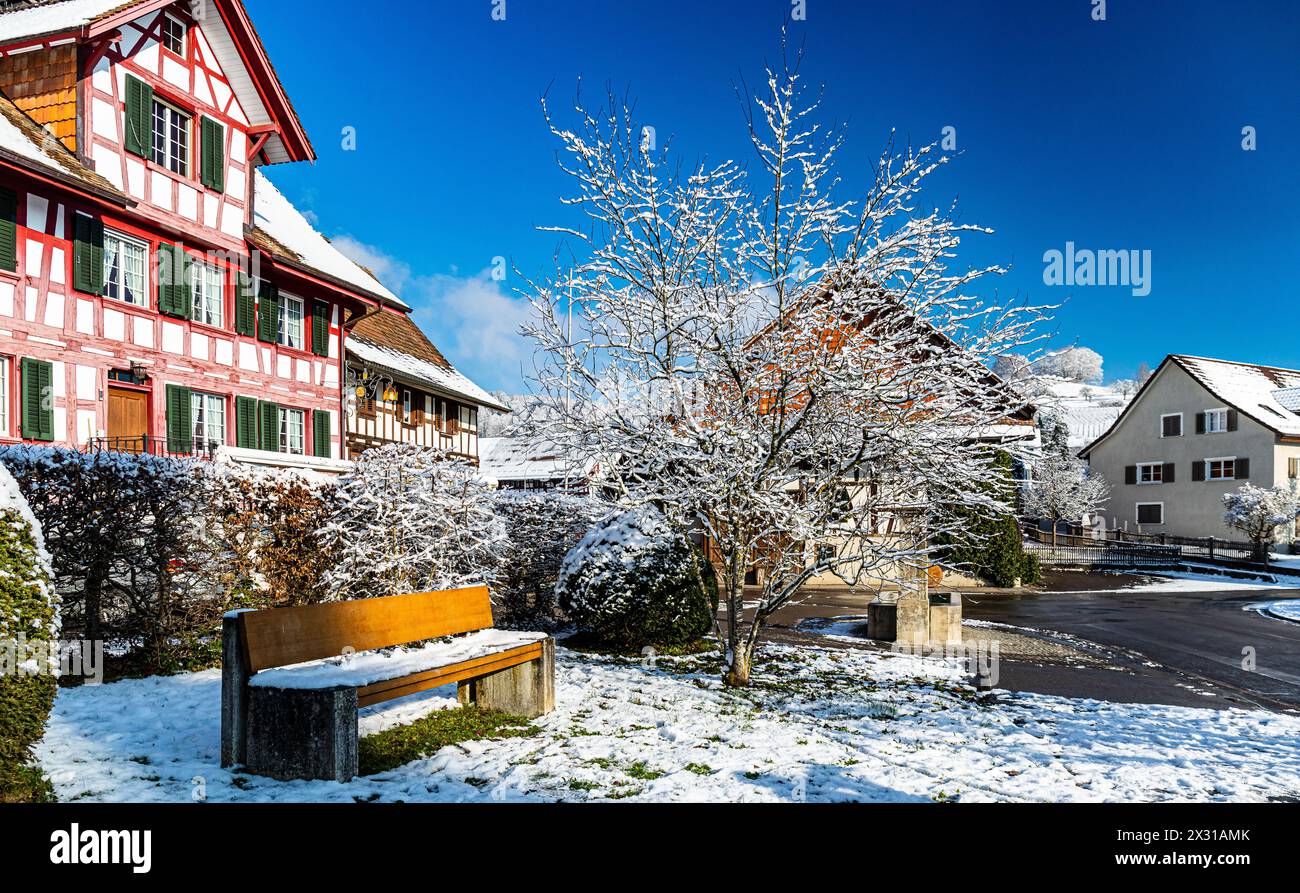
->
[245,685,359,783]
[220,614,249,769]
[458,638,555,718]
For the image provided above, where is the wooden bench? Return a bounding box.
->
[220,584,555,782]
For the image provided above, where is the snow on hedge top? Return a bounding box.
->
[1175,355,1300,436]
[0,0,126,44]
[252,170,408,310]
[480,436,596,484]
[348,335,505,411]
[558,505,671,593]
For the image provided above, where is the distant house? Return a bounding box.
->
[478,435,600,493]
[343,309,508,461]
[1079,354,1300,542]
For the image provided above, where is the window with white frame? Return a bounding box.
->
[1207,457,1236,481]
[1160,413,1183,437]
[1205,409,1229,433]
[279,407,305,455]
[1137,462,1164,484]
[278,294,304,350]
[1136,503,1164,525]
[190,262,224,327]
[0,356,9,436]
[191,391,226,452]
[152,98,190,176]
[161,14,187,55]
[103,229,149,306]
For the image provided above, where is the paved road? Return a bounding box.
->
[963,572,1300,712]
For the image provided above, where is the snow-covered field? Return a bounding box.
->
[37,643,1300,803]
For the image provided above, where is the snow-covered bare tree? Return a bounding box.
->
[1223,484,1298,562]
[521,42,1048,686]
[1022,454,1109,546]
[320,444,507,599]
[1040,347,1103,383]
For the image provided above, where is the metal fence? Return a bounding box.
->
[1039,523,1257,562]
[1023,527,1183,569]
[86,436,221,461]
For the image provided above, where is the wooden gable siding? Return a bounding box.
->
[345,368,479,460]
[0,43,79,152]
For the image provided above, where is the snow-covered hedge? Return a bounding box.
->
[321,444,507,600]
[0,463,58,802]
[556,505,717,648]
[493,489,607,629]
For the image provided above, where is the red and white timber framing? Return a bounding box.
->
[0,2,377,461]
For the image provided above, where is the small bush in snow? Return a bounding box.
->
[0,464,58,802]
[493,489,607,629]
[556,505,717,649]
[1223,484,1299,561]
[320,444,506,600]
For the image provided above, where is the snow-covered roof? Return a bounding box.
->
[348,335,509,413]
[251,169,408,309]
[1080,355,1300,457]
[479,436,596,484]
[0,0,127,44]
[0,93,127,199]
[1175,355,1300,437]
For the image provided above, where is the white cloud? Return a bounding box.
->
[328,235,532,391]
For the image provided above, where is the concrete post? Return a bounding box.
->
[460,638,556,719]
[220,614,249,769]
[244,685,359,783]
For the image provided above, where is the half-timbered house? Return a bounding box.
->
[344,307,509,461]
[0,0,408,469]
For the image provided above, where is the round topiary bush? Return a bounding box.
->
[0,465,59,803]
[556,505,717,649]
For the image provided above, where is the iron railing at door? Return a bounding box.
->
[87,435,220,460]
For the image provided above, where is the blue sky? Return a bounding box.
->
[246,0,1300,392]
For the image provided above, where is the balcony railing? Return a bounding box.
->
[86,436,221,461]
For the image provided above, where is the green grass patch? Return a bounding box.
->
[358,706,539,776]
[560,631,719,658]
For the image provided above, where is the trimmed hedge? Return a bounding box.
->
[557,505,717,649]
[0,467,58,802]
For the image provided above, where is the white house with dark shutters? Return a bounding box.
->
[1080,354,1300,543]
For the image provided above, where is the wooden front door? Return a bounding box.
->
[107,387,149,450]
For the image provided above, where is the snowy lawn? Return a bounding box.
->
[37,642,1300,803]
[1254,600,1300,624]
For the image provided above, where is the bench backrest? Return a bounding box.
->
[238,585,494,673]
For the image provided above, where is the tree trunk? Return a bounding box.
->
[725,642,752,687]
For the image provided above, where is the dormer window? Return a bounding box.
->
[162,14,187,55]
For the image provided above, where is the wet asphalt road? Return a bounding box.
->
[962,572,1300,712]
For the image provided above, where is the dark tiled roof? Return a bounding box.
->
[351,308,452,371]
[0,90,129,202]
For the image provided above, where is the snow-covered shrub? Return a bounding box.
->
[321,444,506,599]
[194,461,338,610]
[0,464,58,802]
[556,505,717,649]
[1038,347,1104,384]
[1223,484,1298,561]
[493,489,606,629]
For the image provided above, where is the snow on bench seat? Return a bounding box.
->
[247,629,550,691]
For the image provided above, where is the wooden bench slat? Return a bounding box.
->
[354,643,544,708]
[239,585,494,673]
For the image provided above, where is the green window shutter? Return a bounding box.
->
[0,186,16,273]
[234,396,258,448]
[158,244,191,319]
[235,271,256,337]
[257,281,279,343]
[258,400,279,452]
[165,384,193,454]
[124,74,154,158]
[313,410,331,458]
[201,117,225,192]
[72,214,104,294]
[311,301,330,356]
[20,358,54,442]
